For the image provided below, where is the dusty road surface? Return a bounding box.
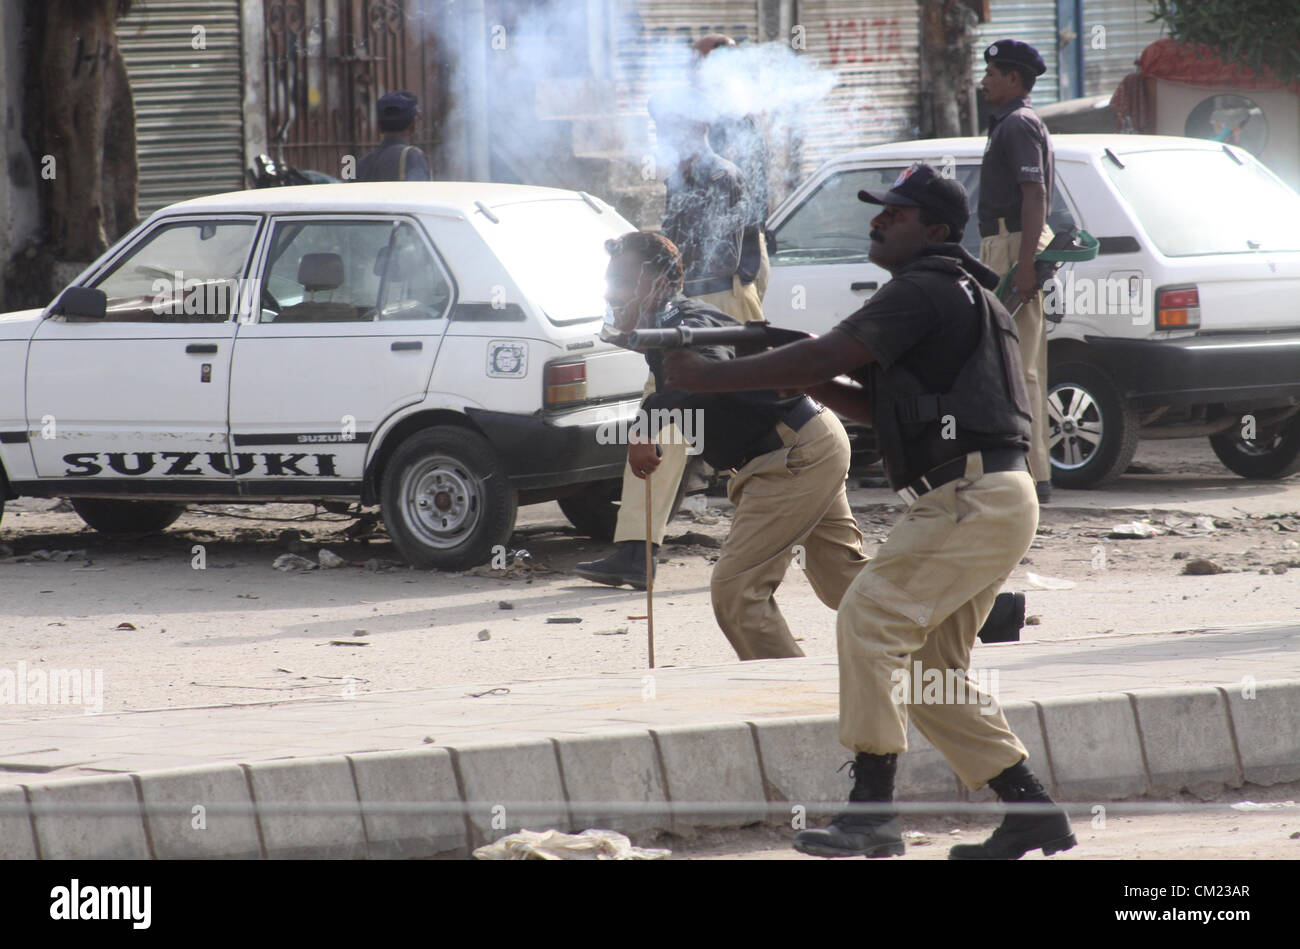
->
[2,437,1299,714]
[675,780,1300,860]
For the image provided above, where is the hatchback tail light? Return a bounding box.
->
[545,360,587,405]
[1155,286,1200,330]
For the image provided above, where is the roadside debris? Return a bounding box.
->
[902,830,930,846]
[327,639,369,647]
[115,622,137,631]
[318,549,345,569]
[498,601,515,610]
[473,828,670,860]
[547,617,582,624]
[665,531,722,549]
[8,549,89,563]
[1183,559,1225,576]
[1026,572,1076,590]
[476,629,491,641]
[594,628,629,636]
[1109,521,1164,539]
[272,553,318,572]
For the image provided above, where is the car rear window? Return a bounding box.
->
[1104,148,1300,256]
[475,198,632,326]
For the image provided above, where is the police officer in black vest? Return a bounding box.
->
[665,162,1075,860]
[356,91,432,182]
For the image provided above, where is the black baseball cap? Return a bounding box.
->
[858,162,970,240]
[983,39,1047,77]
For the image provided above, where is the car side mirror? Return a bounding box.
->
[50,286,108,319]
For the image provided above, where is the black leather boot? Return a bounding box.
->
[792,753,905,858]
[574,541,657,590]
[978,592,1026,644]
[949,758,1076,860]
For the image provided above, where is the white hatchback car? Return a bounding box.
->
[766,135,1300,487]
[0,183,647,568]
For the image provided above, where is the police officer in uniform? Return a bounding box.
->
[602,230,866,660]
[665,163,1076,859]
[356,91,432,182]
[978,40,1055,503]
[575,92,761,589]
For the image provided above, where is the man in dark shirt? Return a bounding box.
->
[355,91,432,182]
[979,39,1055,502]
[664,163,1075,861]
[601,230,866,661]
[691,34,772,301]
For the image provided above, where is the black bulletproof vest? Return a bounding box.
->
[871,257,1032,488]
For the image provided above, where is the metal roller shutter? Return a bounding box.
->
[974,0,1060,108]
[117,0,245,215]
[794,0,922,177]
[1081,0,1166,97]
[614,0,763,115]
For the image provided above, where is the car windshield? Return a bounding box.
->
[1104,148,1300,255]
[475,198,631,325]
[772,165,984,263]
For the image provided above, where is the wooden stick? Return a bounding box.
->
[645,470,655,669]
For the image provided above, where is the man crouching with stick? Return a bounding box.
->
[602,231,869,662]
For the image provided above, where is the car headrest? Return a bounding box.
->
[373,245,412,279]
[298,253,344,291]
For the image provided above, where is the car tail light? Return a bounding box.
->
[545,360,587,405]
[1155,286,1200,330]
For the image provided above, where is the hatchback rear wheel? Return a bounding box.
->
[1047,361,1139,488]
[380,427,516,569]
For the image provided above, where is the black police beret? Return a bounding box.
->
[984,39,1046,77]
[377,91,420,123]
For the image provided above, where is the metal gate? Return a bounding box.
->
[1081,0,1165,98]
[614,0,764,115]
[795,0,922,177]
[117,0,245,214]
[973,0,1061,108]
[263,0,445,179]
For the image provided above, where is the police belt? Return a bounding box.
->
[896,448,1027,504]
[978,214,1021,238]
[684,275,736,297]
[730,397,823,470]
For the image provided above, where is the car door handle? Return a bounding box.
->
[851,281,878,292]
[186,343,219,354]
[391,341,422,352]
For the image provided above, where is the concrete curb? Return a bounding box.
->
[2,679,1296,859]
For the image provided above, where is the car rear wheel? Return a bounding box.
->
[1047,361,1139,488]
[1209,414,1300,479]
[380,426,516,569]
[69,498,186,534]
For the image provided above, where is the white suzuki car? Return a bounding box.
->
[766,135,1300,487]
[0,183,647,568]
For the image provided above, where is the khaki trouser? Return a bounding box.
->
[836,452,1038,789]
[980,222,1053,484]
[612,279,765,545]
[712,411,867,660]
[752,235,770,302]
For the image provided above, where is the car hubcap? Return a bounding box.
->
[1048,384,1104,470]
[401,455,481,549]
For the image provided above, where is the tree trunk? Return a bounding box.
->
[919,0,979,138]
[27,0,139,261]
